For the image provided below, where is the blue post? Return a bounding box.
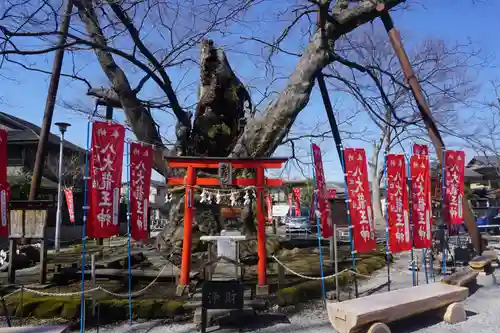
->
[423,248,429,284]
[441,147,447,276]
[383,154,391,291]
[126,142,133,326]
[80,120,91,333]
[339,146,358,298]
[310,144,327,306]
[405,153,416,287]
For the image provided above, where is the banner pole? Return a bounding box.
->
[423,248,429,284]
[339,146,358,298]
[79,118,92,333]
[383,154,391,291]
[406,153,416,287]
[126,142,133,326]
[310,144,327,306]
[441,148,447,276]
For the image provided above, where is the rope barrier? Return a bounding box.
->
[271,255,371,280]
[1,265,169,299]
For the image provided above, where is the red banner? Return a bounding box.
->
[265,194,273,223]
[410,154,432,248]
[88,121,125,238]
[0,183,9,237]
[130,143,153,241]
[344,148,376,253]
[413,143,429,156]
[64,188,75,223]
[386,154,411,253]
[312,144,333,238]
[0,129,6,185]
[292,188,301,216]
[327,189,337,199]
[444,150,465,225]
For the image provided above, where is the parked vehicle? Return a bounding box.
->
[284,207,313,233]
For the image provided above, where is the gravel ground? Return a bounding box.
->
[3,251,499,333]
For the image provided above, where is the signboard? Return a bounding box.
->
[202,280,244,310]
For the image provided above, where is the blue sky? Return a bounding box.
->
[1,0,499,182]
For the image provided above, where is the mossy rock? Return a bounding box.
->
[3,295,184,322]
[355,263,370,275]
[61,301,80,319]
[275,254,388,307]
[33,300,65,319]
[362,258,384,271]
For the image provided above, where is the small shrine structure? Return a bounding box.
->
[166,156,287,295]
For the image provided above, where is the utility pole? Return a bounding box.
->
[28,0,73,201]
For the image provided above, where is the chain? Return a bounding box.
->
[1,265,169,299]
[271,255,371,280]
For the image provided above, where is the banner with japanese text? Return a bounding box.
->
[327,189,337,199]
[130,143,153,241]
[0,183,9,237]
[444,150,465,225]
[312,144,333,238]
[386,154,411,252]
[344,148,376,252]
[287,193,292,215]
[292,188,301,217]
[413,143,429,156]
[410,154,432,248]
[88,121,125,238]
[64,188,75,223]
[265,194,273,223]
[0,129,6,185]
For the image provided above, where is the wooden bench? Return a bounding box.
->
[441,267,478,287]
[470,251,499,275]
[327,283,469,333]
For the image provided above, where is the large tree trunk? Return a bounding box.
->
[75,0,406,258]
[370,149,385,237]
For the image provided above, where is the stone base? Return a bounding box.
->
[176,284,188,296]
[255,284,269,296]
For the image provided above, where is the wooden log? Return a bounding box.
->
[326,283,469,333]
[367,322,391,333]
[434,302,467,324]
[441,268,478,287]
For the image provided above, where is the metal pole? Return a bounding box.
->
[317,72,358,297]
[334,224,339,302]
[54,125,68,252]
[29,0,73,201]
[383,154,391,291]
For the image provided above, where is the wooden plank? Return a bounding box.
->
[326,283,468,333]
[167,177,282,187]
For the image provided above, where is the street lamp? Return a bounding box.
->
[54,122,71,252]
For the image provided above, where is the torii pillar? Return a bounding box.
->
[166,156,288,296]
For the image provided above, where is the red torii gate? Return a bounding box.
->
[166,156,287,296]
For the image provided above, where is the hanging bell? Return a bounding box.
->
[216,191,222,204]
[230,191,237,206]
